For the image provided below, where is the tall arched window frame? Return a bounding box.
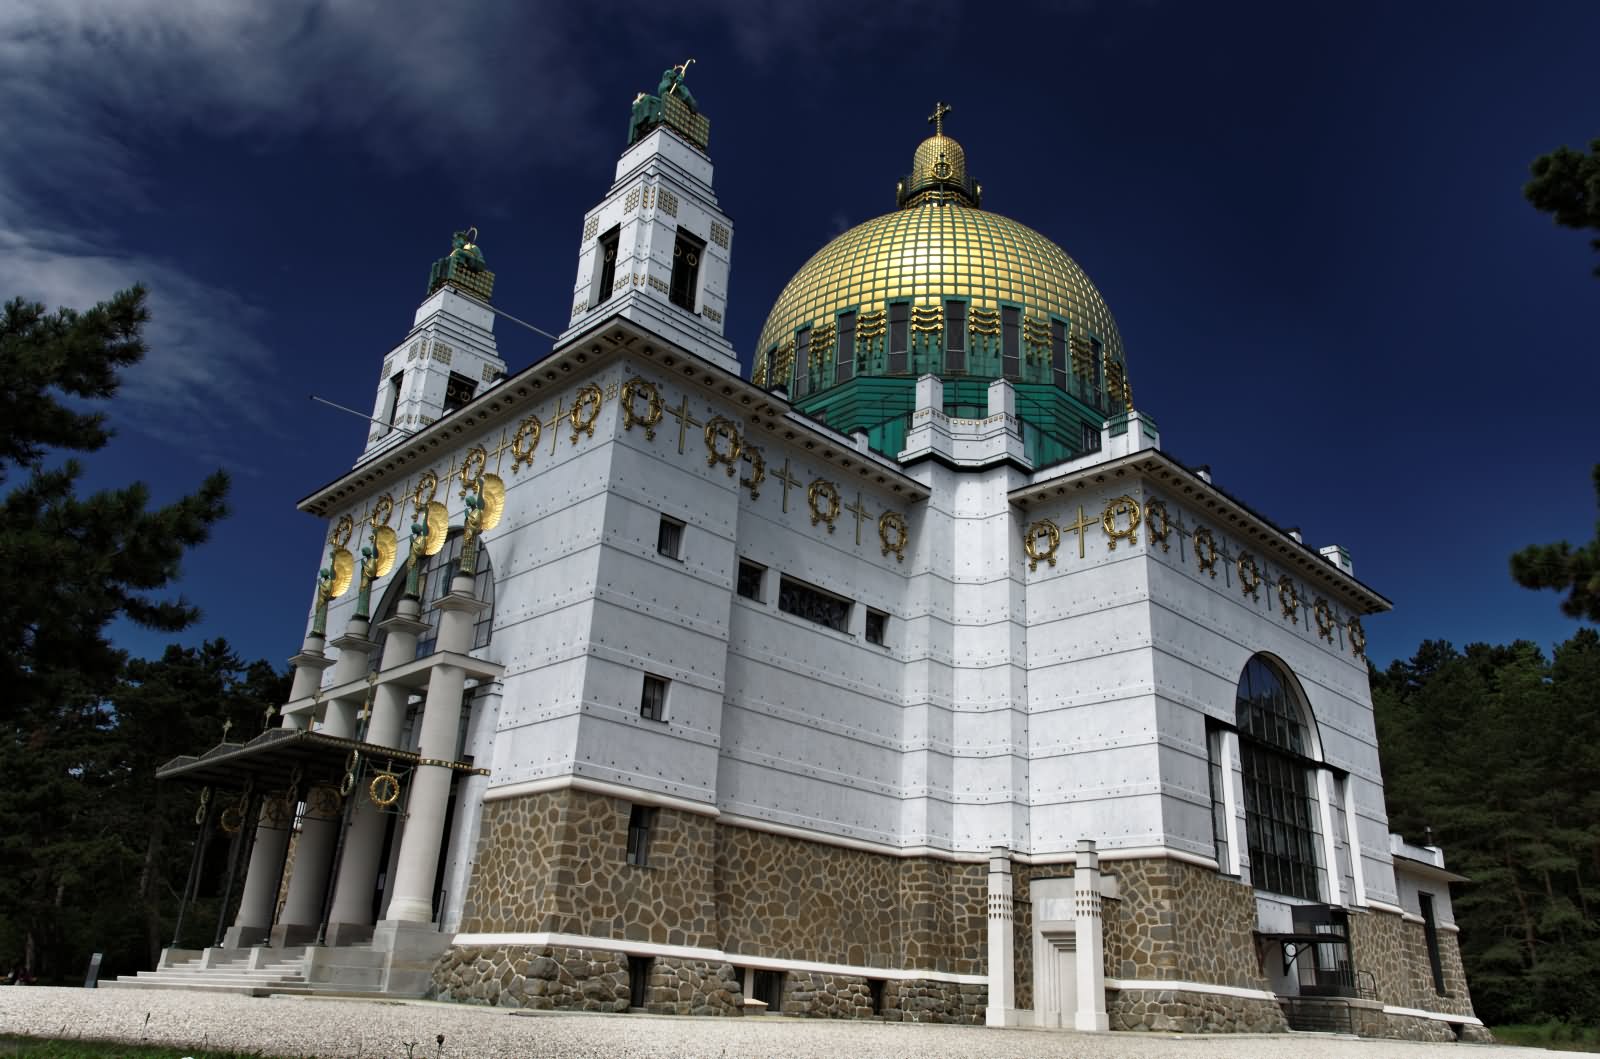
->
[370,529,495,669]
[1233,655,1326,902]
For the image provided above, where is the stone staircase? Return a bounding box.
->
[106,943,397,998]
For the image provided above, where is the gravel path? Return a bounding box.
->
[0,987,1556,1058]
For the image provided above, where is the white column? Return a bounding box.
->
[985,847,1015,1026]
[383,575,484,925]
[326,599,429,944]
[224,633,328,947]
[274,623,374,944]
[1073,840,1108,1033]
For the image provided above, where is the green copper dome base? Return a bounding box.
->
[796,375,1127,469]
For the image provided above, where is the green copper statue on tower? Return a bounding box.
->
[426,227,495,301]
[628,59,710,150]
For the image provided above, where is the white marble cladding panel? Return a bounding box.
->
[1395,864,1457,925]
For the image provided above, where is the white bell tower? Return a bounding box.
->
[559,62,739,375]
[360,230,508,465]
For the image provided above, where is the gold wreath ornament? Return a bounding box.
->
[1024,518,1061,571]
[621,377,663,439]
[879,511,909,563]
[262,795,289,829]
[309,785,342,817]
[808,479,841,532]
[510,415,541,472]
[740,444,765,500]
[458,447,488,494]
[1348,617,1367,658]
[1277,575,1300,620]
[194,786,212,826]
[369,493,394,529]
[703,416,742,476]
[569,383,604,442]
[413,470,439,508]
[1314,598,1336,642]
[369,772,401,808]
[340,770,356,797]
[1102,496,1142,549]
[1237,552,1263,599]
[1193,527,1220,577]
[1144,500,1171,552]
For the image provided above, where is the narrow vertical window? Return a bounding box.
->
[1419,893,1446,995]
[1081,421,1100,454]
[1001,306,1021,380]
[1089,337,1104,405]
[945,300,966,373]
[835,311,856,385]
[1050,320,1067,390]
[669,231,705,311]
[626,804,656,866]
[887,302,909,373]
[793,326,812,399]
[865,608,888,646]
[627,955,653,1010]
[640,675,668,722]
[382,371,404,433]
[657,515,684,559]
[1206,722,1231,872]
[762,346,778,389]
[596,225,621,305]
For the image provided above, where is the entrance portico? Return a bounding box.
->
[151,568,499,995]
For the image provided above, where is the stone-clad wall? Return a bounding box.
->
[432,944,743,1014]
[778,972,982,1023]
[1107,858,1267,990]
[1108,988,1287,1033]
[1348,907,1476,1017]
[458,789,719,947]
[461,789,985,973]
[715,826,985,973]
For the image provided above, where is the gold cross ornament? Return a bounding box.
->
[1062,505,1096,560]
[667,396,702,454]
[772,458,802,513]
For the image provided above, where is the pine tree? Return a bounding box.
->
[0,288,230,980]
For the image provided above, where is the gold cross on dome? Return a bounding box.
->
[845,493,873,547]
[667,396,702,455]
[772,458,802,514]
[927,101,952,137]
[1062,505,1095,560]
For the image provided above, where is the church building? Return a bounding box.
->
[133,67,1485,1041]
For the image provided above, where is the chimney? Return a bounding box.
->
[1319,544,1353,576]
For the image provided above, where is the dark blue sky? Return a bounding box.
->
[6,1,1596,670]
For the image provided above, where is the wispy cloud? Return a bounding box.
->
[0,0,604,447]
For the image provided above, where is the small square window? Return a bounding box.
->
[626,804,656,866]
[865,609,888,646]
[736,560,765,601]
[640,674,668,722]
[657,516,684,559]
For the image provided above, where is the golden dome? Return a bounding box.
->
[753,198,1126,383]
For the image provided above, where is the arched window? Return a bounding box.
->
[371,530,495,667]
[1235,655,1323,901]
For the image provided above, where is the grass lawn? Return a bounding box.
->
[1493,1024,1600,1052]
